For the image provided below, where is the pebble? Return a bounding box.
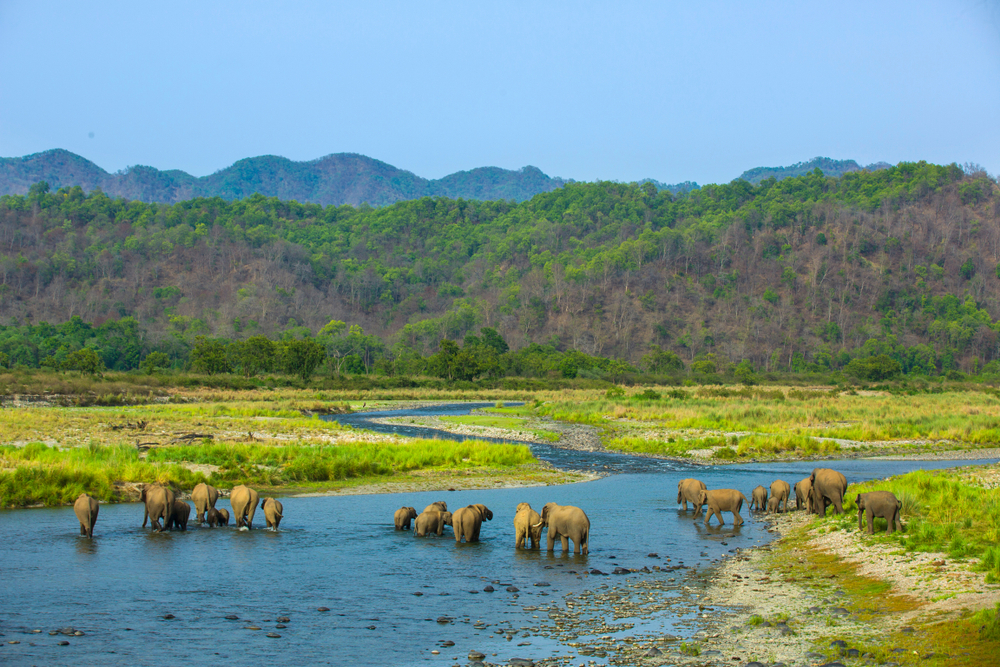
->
[830,639,847,648]
[30,630,40,634]
[533,582,550,587]
[469,650,485,660]
[441,640,455,646]
[276,616,290,623]
[506,587,519,593]
[266,633,281,638]
[245,626,261,631]
[73,631,84,636]
[644,647,662,656]
[746,662,766,667]
[431,650,440,655]
[58,641,69,646]
[225,615,239,621]
[8,641,20,645]
[508,659,534,667]
[48,631,59,636]
[589,569,606,575]
[162,614,175,620]
[412,592,423,596]
[317,607,330,612]
[483,585,495,593]
[437,617,453,624]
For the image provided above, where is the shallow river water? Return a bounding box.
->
[1,403,994,666]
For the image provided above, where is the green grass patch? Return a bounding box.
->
[815,468,1000,588]
[441,415,527,430]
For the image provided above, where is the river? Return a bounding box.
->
[0,403,994,666]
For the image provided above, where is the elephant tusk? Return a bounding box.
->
[531,521,543,528]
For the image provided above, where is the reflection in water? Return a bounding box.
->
[0,402,995,667]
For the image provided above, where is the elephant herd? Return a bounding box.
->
[676,468,904,534]
[394,501,591,555]
[71,482,285,538]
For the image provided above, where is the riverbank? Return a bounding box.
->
[600,463,1000,667]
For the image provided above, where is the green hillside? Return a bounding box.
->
[0,162,997,379]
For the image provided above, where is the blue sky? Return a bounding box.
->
[1,1,998,185]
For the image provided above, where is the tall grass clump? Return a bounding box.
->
[822,468,1000,580]
[0,442,206,507]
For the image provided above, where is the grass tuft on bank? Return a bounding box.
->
[0,439,536,508]
[814,468,1000,584]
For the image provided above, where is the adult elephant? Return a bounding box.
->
[857,491,903,534]
[140,484,175,532]
[770,479,791,513]
[172,500,191,531]
[422,501,448,514]
[793,477,813,511]
[394,507,418,530]
[414,510,453,536]
[750,485,768,511]
[73,493,99,538]
[261,497,284,530]
[677,478,707,513]
[231,485,260,529]
[808,468,848,516]
[513,502,542,549]
[452,504,493,543]
[191,483,220,524]
[698,489,749,527]
[536,502,590,555]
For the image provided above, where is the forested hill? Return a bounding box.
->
[0,162,997,378]
[738,157,892,185]
[0,150,572,206]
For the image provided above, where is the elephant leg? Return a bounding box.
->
[560,535,569,552]
[80,524,86,536]
[573,538,581,555]
[866,508,875,534]
[547,533,555,552]
[516,531,524,549]
[894,511,903,533]
[733,511,743,526]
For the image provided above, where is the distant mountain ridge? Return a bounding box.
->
[0,150,573,206]
[738,156,892,185]
[0,149,893,205]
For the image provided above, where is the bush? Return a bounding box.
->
[844,355,902,381]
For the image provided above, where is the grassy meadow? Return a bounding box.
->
[3,381,1000,507]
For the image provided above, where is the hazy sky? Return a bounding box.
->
[1,1,998,185]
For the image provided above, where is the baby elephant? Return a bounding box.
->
[206,507,229,527]
[394,506,418,530]
[767,497,781,513]
[856,491,903,534]
[750,485,768,511]
[260,497,284,530]
[172,500,191,531]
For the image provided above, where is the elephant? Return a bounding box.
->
[750,485,768,511]
[767,497,781,513]
[206,507,229,527]
[422,501,448,514]
[677,478,707,513]
[73,493,99,538]
[513,502,542,549]
[231,485,260,529]
[536,502,590,555]
[698,489,749,527]
[261,497,284,530]
[452,504,493,543]
[793,477,813,511]
[856,491,903,534]
[140,484,175,532]
[394,507,418,530]
[414,510,453,536]
[171,500,191,531]
[191,483,220,524]
[769,479,791,513]
[808,468,848,516]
